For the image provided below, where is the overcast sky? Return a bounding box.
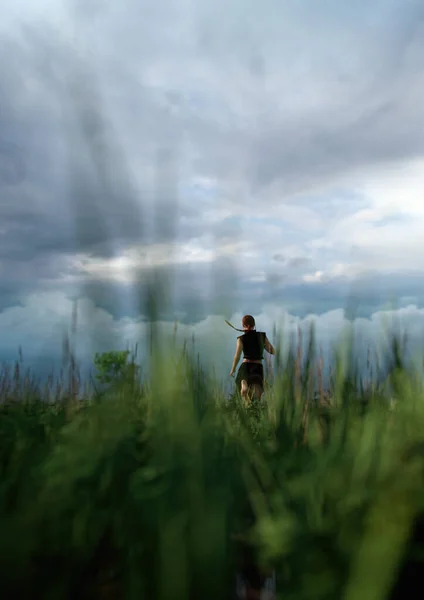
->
[1,0,424,379]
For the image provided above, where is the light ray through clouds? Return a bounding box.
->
[1,0,424,380]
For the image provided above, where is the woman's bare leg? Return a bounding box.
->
[241,379,249,403]
[251,383,263,401]
[241,380,263,405]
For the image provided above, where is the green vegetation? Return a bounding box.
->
[0,326,423,599]
[94,350,140,388]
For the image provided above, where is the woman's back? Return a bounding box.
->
[238,331,266,360]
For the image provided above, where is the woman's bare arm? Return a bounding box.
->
[264,335,275,355]
[230,338,243,376]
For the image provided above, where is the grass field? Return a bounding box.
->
[1,325,424,599]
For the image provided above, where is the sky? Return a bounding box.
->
[1,0,424,382]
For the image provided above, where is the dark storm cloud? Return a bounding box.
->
[54,255,243,323]
[251,97,424,195]
[42,258,424,331]
[272,255,311,269]
[1,0,424,324]
[192,0,424,195]
[0,23,194,269]
[263,272,424,321]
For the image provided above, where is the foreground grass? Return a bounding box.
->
[1,333,424,599]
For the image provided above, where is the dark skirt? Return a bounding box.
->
[235,362,264,389]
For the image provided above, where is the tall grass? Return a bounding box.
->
[1,325,424,599]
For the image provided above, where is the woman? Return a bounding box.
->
[229,315,275,403]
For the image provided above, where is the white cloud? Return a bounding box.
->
[303,271,325,284]
[1,291,423,388]
[67,238,251,284]
[311,159,424,276]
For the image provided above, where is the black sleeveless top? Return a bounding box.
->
[238,331,266,360]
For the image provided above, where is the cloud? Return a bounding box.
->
[1,292,423,390]
[1,0,424,342]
